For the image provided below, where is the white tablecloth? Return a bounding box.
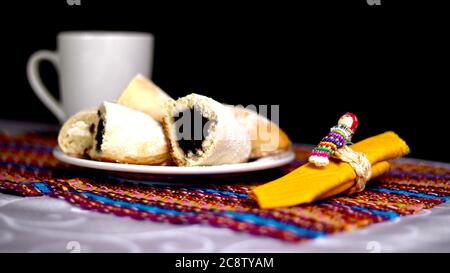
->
[1,119,449,253]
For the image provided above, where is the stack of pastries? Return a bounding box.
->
[58,75,292,166]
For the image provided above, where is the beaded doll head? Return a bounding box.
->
[337,112,359,142]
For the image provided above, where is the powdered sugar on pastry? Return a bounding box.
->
[90,102,169,165]
[163,93,251,166]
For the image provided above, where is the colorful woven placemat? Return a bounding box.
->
[1,132,449,242]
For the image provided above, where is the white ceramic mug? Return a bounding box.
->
[27,31,154,122]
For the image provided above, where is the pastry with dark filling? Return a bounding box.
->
[89,102,169,165]
[58,109,98,157]
[162,93,251,166]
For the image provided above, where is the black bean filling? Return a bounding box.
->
[89,123,95,134]
[95,111,105,151]
[175,108,212,156]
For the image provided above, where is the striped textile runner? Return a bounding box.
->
[1,132,449,242]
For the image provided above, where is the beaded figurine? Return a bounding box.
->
[308,112,359,167]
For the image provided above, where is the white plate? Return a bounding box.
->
[53,148,295,175]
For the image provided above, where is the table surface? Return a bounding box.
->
[1,119,449,253]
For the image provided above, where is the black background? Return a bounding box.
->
[1,0,448,161]
[0,253,444,272]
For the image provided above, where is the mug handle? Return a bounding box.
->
[26,50,66,122]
